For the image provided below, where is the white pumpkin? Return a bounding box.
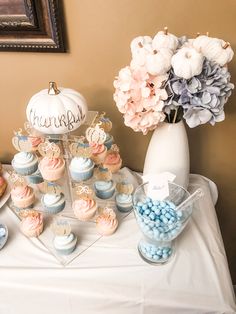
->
[192,35,211,52]
[130,36,153,68]
[145,48,173,75]
[26,82,88,134]
[171,47,204,79]
[202,38,234,66]
[152,27,178,52]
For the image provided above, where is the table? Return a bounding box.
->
[0,169,235,314]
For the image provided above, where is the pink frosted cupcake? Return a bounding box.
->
[29,136,43,152]
[11,185,35,209]
[39,157,65,181]
[90,142,107,165]
[20,211,43,237]
[96,208,118,236]
[72,198,97,221]
[103,152,122,173]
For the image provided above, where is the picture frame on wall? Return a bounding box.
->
[0,0,66,52]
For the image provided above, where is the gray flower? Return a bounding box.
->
[165,59,234,127]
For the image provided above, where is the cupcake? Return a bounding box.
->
[115,181,134,213]
[12,152,38,176]
[72,198,97,221]
[41,193,66,214]
[69,157,94,182]
[11,185,35,209]
[27,169,44,184]
[20,211,43,237]
[0,176,7,198]
[104,133,114,150]
[103,147,122,173]
[90,143,107,165]
[94,180,116,199]
[96,208,118,236]
[53,233,77,255]
[115,193,133,213]
[39,157,65,181]
[29,136,43,152]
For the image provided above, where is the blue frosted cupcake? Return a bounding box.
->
[115,193,133,213]
[69,157,94,182]
[104,134,114,150]
[94,180,115,199]
[53,233,77,255]
[41,193,66,214]
[12,152,38,176]
[28,169,44,184]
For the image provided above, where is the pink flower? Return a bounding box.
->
[114,65,168,134]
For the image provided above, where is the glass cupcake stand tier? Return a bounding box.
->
[7,111,133,266]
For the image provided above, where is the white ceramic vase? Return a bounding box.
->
[143,120,190,189]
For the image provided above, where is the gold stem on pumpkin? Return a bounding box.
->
[196,32,200,37]
[223,42,230,49]
[138,42,143,48]
[48,82,60,95]
[164,26,168,35]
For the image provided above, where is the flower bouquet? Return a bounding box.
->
[113,28,234,187]
[114,27,234,134]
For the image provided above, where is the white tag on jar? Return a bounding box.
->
[142,172,176,201]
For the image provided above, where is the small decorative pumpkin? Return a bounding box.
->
[152,27,178,52]
[85,123,106,144]
[171,47,204,79]
[26,82,88,135]
[192,34,211,52]
[69,141,93,158]
[146,48,173,75]
[130,36,153,68]
[203,39,234,66]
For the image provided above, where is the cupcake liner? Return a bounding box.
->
[70,167,94,182]
[43,200,66,214]
[116,204,133,213]
[55,246,76,255]
[21,223,43,238]
[104,135,114,150]
[94,188,115,199]
[28,170,44,184]
[12,162,38,176]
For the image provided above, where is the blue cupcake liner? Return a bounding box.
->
[12,162,38,176]
[70,167,94,182]
[94,188,115,199]
[116,204,133,213]
[104,136,114,150]
[28,169,44,184]
[55,245,76,255]
[42,200,66,214]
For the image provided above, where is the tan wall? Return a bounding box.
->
[0,0,235,281]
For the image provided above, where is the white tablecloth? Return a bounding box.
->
[0,169,235,314]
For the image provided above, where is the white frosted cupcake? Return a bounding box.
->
[12,152,38,176]
[115,193,133,213]
[69,157,94,182]
[41,193,66,214]
[53,233,77,255]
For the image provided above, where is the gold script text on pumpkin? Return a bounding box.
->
[28,106,86,131]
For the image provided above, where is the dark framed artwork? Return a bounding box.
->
[0,0,66,52]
